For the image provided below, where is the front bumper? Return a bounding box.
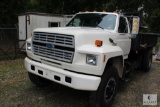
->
[25,57,101,91]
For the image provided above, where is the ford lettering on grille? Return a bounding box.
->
[46,44,54,49]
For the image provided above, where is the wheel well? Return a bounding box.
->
[103,56,123,78]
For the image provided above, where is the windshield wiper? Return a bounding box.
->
[80,26,104,30]
[96,26,104,30]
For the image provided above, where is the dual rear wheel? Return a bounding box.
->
[141,48,153,72]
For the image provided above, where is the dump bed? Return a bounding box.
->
[131,32,158,51]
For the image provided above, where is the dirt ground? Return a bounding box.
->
[0,58,160,107]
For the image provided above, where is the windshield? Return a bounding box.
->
[66,13,117,30]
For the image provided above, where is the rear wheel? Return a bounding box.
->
[89,66,119,107]
[28,72,52,87]
[141,48,153,72]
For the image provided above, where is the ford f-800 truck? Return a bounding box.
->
[25,12,158,107]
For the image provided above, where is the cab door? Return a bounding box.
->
[116,16,131,59]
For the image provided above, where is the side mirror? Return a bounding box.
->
[130,16,140,39]
[131,16,140,35]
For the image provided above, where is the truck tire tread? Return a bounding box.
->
[89,66,119,107]
[141,48,152,72]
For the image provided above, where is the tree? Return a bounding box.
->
[143,0,160,32]
[0,0,159,33]
[0,0,30,27]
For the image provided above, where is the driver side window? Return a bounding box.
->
[73,18,80,26]
[118,17,128,33]
[67,18,80,26]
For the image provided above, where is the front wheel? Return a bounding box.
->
[28,72,52,87]
[89,66,119,107]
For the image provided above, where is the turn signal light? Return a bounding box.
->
[95,40,103,47]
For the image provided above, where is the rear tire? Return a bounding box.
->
[141,48,152,72]
[28,72,52,87]
[89,66,119,107]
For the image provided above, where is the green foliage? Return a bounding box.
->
[0,0,30,27]
[157,37,160,46]
[0,0,160,33]
[143,0,160,32]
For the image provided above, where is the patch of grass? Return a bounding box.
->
[0,59,89,107]
[0,59,160,107]
[0,54,26,61]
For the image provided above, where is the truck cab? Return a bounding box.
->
[66,12,132,58]
[25,12,156,107]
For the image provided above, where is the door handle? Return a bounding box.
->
[119,33,125,35]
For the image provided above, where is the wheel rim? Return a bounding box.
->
[104,77,116,102]
[149,59,151,68]
[148,55,152,69]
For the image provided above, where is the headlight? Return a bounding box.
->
[27,42,31,51]
[86,54,97,66]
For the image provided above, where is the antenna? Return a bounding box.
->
[61,1,64,26]
[62,1,64,16]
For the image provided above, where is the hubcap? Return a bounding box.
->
[104,77,116,102]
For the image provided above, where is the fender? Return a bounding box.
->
[77,44,124,76]
[102,44,123,60]
[102,45,124,77]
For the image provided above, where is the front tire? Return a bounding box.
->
[28,72,52,87]
[89,66,119,107]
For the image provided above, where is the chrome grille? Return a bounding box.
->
[33,32,74,48]
[32,32,74,63]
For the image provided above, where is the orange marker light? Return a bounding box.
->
[95,40,103,47]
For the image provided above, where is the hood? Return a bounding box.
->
[33,27,117,48]
[33,27,110,35]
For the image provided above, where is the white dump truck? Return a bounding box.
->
[24,12,158,107]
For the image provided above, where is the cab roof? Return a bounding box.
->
[76,12,119,16]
